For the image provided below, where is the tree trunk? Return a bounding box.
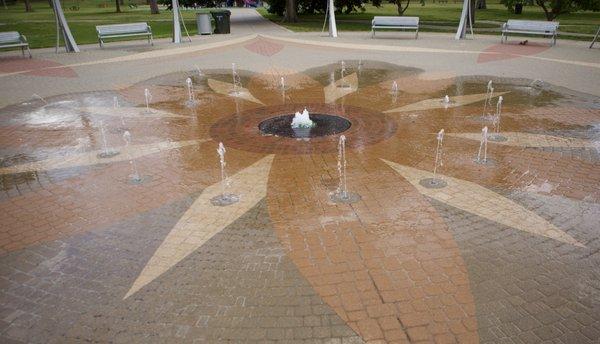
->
[115,0,121,12]
[24,0,33,11]
[536,0,556,20]
[283,0,298,22]
[149,0,159,14]
[476,0,486,9]
[395,0,410,15]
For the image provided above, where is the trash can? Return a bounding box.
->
[514,3,523,14]
[211,10,231,34]
[196,13,212,35]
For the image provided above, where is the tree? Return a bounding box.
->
[24,0,33,11]
[284,0,298,22]
[149,0,160,14]
[536,0,576,20]
[158,0,218,9]
[115,0,121,12]
[501,0,600,20]
[391,0,410,15]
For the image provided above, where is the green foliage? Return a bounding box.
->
[499,0,519,12]
[265,0,368,16]
[500,0,600,19]
[157,0,219,9]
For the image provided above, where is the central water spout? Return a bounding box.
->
[291,108,315,129]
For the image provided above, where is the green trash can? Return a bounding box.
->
[211,10,231,34]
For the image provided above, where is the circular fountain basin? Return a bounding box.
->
[259,114,351,139]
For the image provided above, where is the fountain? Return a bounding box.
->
[185,77,198,107]
[339,60,350,89]
[194,65,204,78]
[330,135,361,203]
[32,93,48,105]
[210,142,240,206]
[475,126,489,164]
[291,108,315,129]
[259,110,350,139]
[391,81,398,94]
[279,76,286,103]
[231,63,242,96]
[482,80,494,118]
[114,96,126,127]
[97,120,119,158]
[440,95,453,109]
[420,129,447,188]
[144,88,152,113]
[530,79,544,89]
[391,81,399,103]
[122,131,142,183]
[489,96,507,142]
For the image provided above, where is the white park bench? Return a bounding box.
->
[96,22,153,48]
[371,16,419,39]
[0,31,31,58]
[501,19,559,45]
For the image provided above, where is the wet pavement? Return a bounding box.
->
[1,31,600,344]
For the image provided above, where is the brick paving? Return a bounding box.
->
[1,29,599,343]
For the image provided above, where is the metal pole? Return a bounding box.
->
[52,0,79,52]
[172,0,182,43]
[455,0,473,40]
[328,0,337,38]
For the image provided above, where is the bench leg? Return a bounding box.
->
[371,29,374,38]
[415,28,418,39]
[21,46,25,57]
[150,34,154,46]
[26,45,32,58]
[99,37,104,48]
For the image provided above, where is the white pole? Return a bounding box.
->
[328,0,338,38]
[52,0,79,52]
[172,0,182,43]
[455,0,473,40]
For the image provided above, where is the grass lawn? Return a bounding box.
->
[258,2,600,38]
[0,0,209,48]
[0,0,598,49]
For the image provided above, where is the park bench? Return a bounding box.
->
[96,22,153,48]
[0,31,32,58]
[371,16,419,39]
[501,19,559,45]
